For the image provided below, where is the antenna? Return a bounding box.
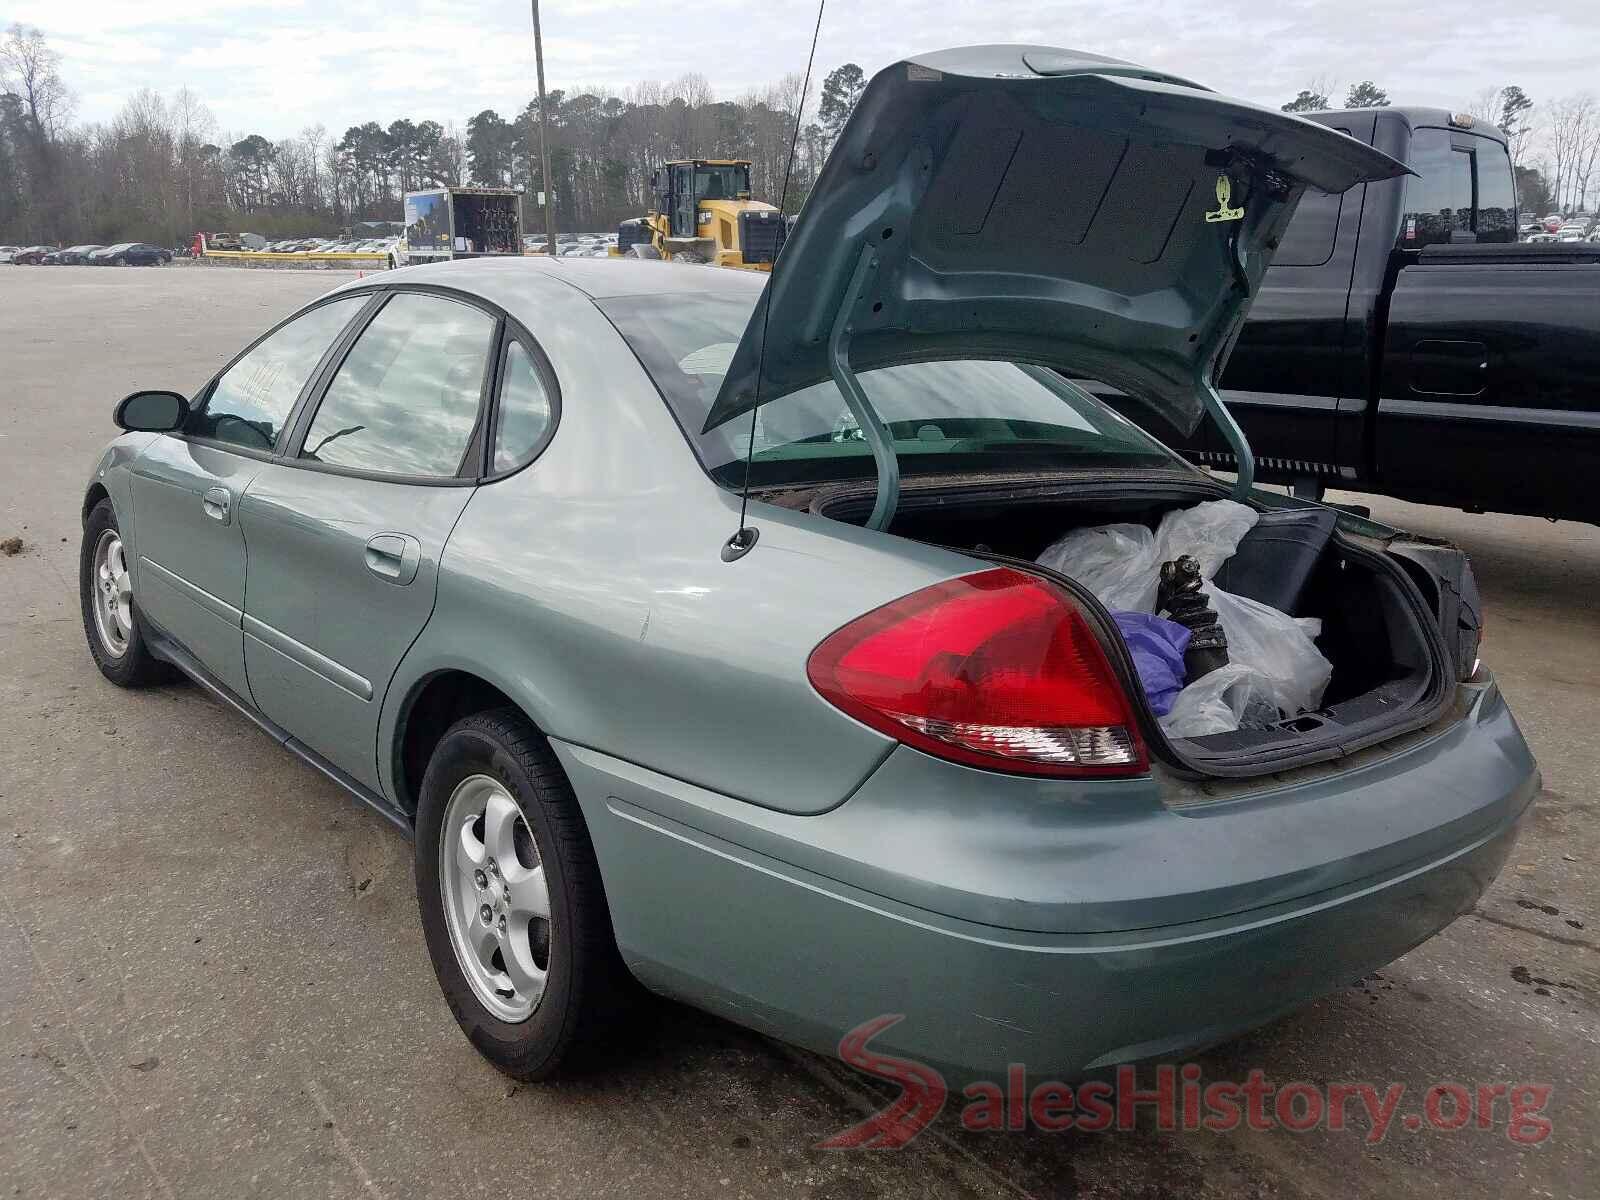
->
[723,0,826,563]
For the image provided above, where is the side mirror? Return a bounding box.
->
[114,390,189,432]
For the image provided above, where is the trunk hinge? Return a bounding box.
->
[1204,224,1256,500]
[829,243,900,531]
[1202,379,1255,500]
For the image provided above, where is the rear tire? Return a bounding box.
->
[79,499,174,687]
[415,707,632,1080]
[114,256,127,266]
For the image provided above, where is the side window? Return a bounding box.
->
[300,292,495,477]
[1274,188,1344,267]
[1273,126,1352,268]
[492,340,556,473]
[192,296,366,451]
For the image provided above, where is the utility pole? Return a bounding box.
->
[531,0,557,254]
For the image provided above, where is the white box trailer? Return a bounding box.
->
[404,187,524,261]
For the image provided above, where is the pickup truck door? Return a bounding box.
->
[237,291,495,791]
[1372,127,1599,521]
[1212,120,1369,486]
[1376,244,1600,520]
[127,295,372,698]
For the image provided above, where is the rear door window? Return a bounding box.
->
[298,292,495,477]
[1273,189,1344,266]
[1271,127,1353,268]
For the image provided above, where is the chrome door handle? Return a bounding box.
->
[364,533,421,585]
[201,487,232,524]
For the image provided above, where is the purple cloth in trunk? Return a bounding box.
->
[1112,611,1191,716]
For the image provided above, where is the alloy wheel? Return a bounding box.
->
[440,774,552,1022]
[91,529,133,658]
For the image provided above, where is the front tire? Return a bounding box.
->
[415,708,630,1080]
[79,499,172,686]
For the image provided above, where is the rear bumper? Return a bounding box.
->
[555,678,1536,1083]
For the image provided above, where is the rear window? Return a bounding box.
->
[1402,128,1518,247]
[596,293,1184,490]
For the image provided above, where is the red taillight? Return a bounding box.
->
[807,567,1147,777]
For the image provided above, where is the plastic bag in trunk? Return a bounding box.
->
[1038,500,1332,734]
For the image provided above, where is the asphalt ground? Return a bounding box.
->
[1,264,1595,1199]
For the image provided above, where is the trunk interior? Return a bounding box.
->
[804,482,1449,777]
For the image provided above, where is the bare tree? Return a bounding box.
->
[1547,93,1597,213]
[1467,86,1503,126]
[1,23,73,140]
[1569,103,1600,214]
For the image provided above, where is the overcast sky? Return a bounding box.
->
[11,0,1598,139]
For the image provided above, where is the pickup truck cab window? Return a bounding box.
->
[1273,129,1353,267]
[300,292,496,477]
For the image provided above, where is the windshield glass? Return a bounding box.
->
[694,164,749,200]
[597,293,1187,490]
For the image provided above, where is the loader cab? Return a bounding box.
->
[657,160,753,236]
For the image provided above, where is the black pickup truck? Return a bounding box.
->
[1105,107,1600,524]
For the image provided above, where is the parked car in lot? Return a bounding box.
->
[55,244,105,264]
[89,242,171,266]
[79,46,1534,1086]
[0,244,18,263]
[12,245,54,264]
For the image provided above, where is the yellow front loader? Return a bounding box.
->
[615,160,787,271]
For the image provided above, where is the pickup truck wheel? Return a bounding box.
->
[79,499,174,687]
[415,707,632,1080]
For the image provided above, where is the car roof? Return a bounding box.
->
[357,255,767,304]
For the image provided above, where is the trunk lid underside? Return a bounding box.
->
[705,44,1408,441]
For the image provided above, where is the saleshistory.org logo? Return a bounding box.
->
[820,1016,1555,1149]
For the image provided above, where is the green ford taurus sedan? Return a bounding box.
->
[79,46,1536,1085]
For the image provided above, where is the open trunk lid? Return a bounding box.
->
[704,44,1408,441]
